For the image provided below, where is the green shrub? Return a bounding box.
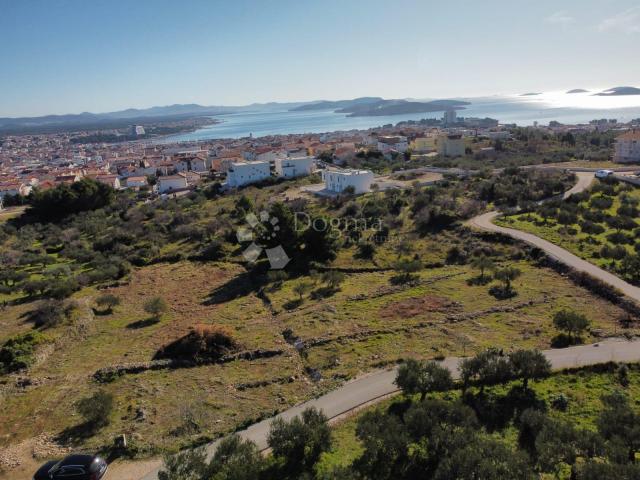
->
[0,331,49,373]
[76,390,114,429]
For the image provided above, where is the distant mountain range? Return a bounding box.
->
[290,97,470,117]
[2,86,638,135]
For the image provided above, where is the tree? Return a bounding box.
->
[460,349,513,391]
[353,410,409,480]
[391,259,421,285]
[508,349,551,389]
[493,266,521,293]
[96,293,120,314]
[553,309,590,343]
[597,391,640,463]
[321,270,346,289]
[28,299,66,328]
[76,390,114,430]
[28,178,115,220]
[293,281,312,301]
[158,448,207,480]
[356,242,376,259]
[395,359,454,401]
[205,435,266,480]
[434,437,534,480]
[471,255,495,282]
[535,418,580,474]
[144,296,168,321]
[267,407,332,477]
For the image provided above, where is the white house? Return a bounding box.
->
[437,134,465,157]
[322,169,374,194]
[275,156,315,178]
[226,161,271,187]
[158,174,188,193]
[95,174,121,190]
[125,176,148,189]
[614,130,640,163]
[377,135,408,153]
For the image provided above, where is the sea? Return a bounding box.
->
[160,91,640,143]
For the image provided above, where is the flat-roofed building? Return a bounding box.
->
[322,169,374,194]
[437,134,465,157]
[226,161,271,187]
[614,130,640,163]
[275,156,315,178]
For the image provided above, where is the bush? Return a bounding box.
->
[580,220,604,235]
[144,296,168,320]
[550,393,569,411]
[600,244,628,260]
[154,324,240,362]
[28,299,67,328]
[76,390,114,429]
[607,232,634,245]
[590,196,613,210]
[96,294,120,314]
[0,331,48,373]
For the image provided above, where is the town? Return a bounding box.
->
[2,110,639,209]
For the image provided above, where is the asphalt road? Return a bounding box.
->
[135,170,640,480]
[468,173,640,303]
[138,337,640,480]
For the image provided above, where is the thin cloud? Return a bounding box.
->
[545,11,575,26]
[599,6,640,33]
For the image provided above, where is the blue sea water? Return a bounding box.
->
[161,94,640,143]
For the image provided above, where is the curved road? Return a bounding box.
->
[135,337,640,480]
[468,172,640,302]
[132,170,640,480]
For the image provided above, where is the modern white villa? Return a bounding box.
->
[226,161,271,187]
[322,169,374,194]
[274,156,315,178]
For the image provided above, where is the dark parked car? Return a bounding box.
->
[33,455,107,480]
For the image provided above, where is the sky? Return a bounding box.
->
[1,0,639,117]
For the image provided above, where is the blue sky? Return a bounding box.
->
[1,0,639,117]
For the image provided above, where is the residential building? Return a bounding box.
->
[322,169,374,194]
[130,125,146,136]
[226,161,271,187]
[442,109,457,125]
[614,130,640,163]
[410,137,436,153]
[275,156,315,178]
[95,174,121,189]
[377,135,408,153]
[437,134,465,157]
[125,176,148,189]
[158,174,188,193]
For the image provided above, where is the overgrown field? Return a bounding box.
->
[496,177,640,283]
[0,170,636,471]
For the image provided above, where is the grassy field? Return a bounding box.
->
[1,175,639,475]
[495,179,640,272]
[318,365,640,473]
[1,251,635,459]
